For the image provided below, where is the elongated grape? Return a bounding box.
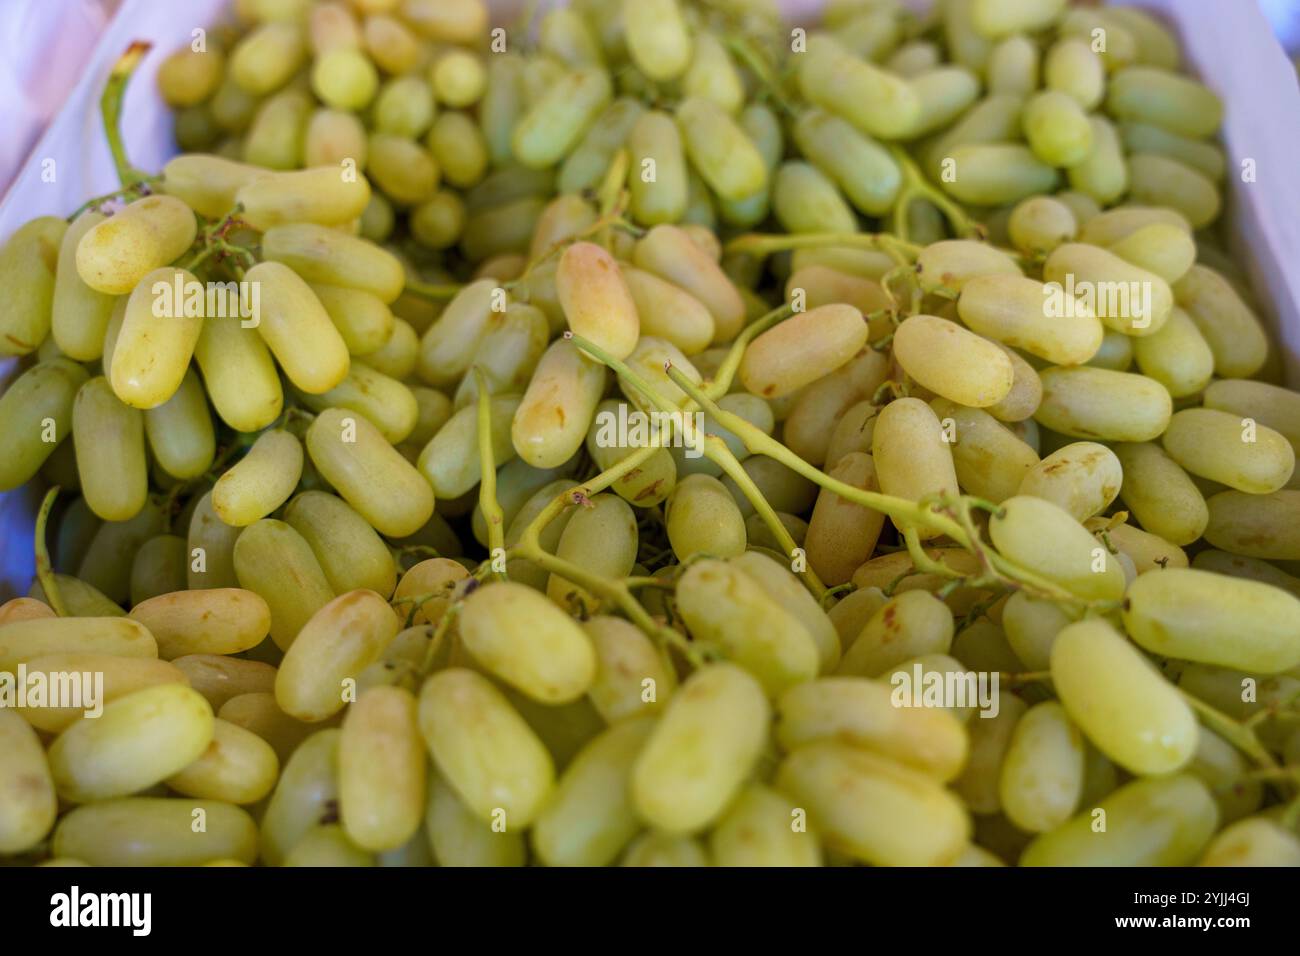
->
[0,216,65,356]
[213,430,304,527]
[1050,619,1197,775]
[1124,568,1300,673]
[307,407,435,537]
[48,683,214,802]
[632,663,768,834]
[417,668,555,828]
[1162,408,1294,494]
[799,34,920,140]
[557,241,640,360]
[54,798,256,867]
[51,213,117,361]
[232,519,335,651]
[512,67,612,169]
[778,740,970,866]
[675,560,818,697]
[990,496,1126,601]
[792,109,902,216]
[72,377,147,521]
[261,222,405,303]
[872,397,959,540]
[338,685,425,852]
[1035,366,1172,443]
[1022,775,1217,866]
[958,274,1102,365]
[0,359,88,491]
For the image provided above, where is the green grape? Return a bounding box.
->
[128,534,188,606]
[48,684,214,803]
[1120,120,1226,181]
[416,395,518,499]
[1106,66,1223,138]
[632,663,768,834]
[337,686,425,852]
[1065,116,1128,205]
[454,303,551,408]
[261,222,405,302]
[990,496,1126,601]
[304,107,369,167]
[158,44,226,107]
[0,216,65,356]
[297,362,418,443]
[242,88,312,169]
[943,143,1059,205]
[622,0,692,82]
[362,13,422,76]
[1050,618,1197,775]
[128,587,269,660]
[72,377,147,522]
[1043,37,1104,108]
[307,407,434,537]
[1021,90,1094,167]
[236,167,371,230]
[772,161,857,236]
[53,798,256,867]
[166,716,279,806]
[310,48,379,111]
[230,21,307,96]
[232,519,336,652]
[1021,775,1217,866]
[512,67,612,170]
[283,491,396,598]
[417,668,555,829]
[799,35,920,141]
[1162,408,1294,494]
[971,0,1066,38]
[986,34,1038,96]
[1127,153,1221,229]
[426,111,487,189]
[0,359,88,491]
[778,740,970,866]
[626,110,688,227]
[1174,264,1269,380]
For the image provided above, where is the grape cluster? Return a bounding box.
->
[1,0,1299,868]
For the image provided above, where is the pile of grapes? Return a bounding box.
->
[1,0,1299,867]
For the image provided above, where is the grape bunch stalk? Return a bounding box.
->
[1,0,1300,869]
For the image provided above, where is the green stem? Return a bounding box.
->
[889,146,980,239]
[723,231,922,266]
[34,487,68,617]
[704,303,793,400]
[1181,692,1279,771]
[512,538,707,668]
[101,42,152,188]
[404,278,464,301]
[706,435,826,600]
[474,368,507,581]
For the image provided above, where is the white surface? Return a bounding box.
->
[2,0,1300,597]
[0,0,108,200]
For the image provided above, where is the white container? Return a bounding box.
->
[2,0,1299,597]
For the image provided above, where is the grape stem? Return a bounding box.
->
[565,333,828,600]
[888,146,981,240]
[100,42,153,189]
[723,230,922,266]
[34,487,69,617]
[1180,690,1280,773]
[658,362,1106,608]
[473,367,508,581]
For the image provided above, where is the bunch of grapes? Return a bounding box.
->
[1,0,1299,868]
